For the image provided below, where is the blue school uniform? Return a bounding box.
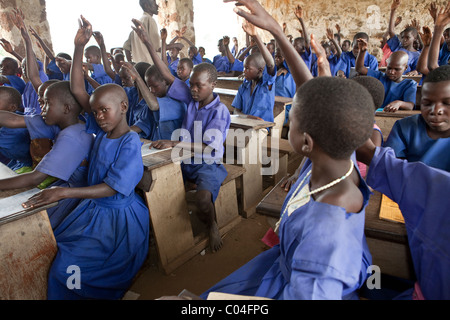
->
[367,69,417,108]
[4,75,26,94]
[300,49,314,70]
[22,60,49,115]
[192,53,203,66]
[213,55,231,73]
[311,53,345,77]
[47,59,64,80]
[232,66,277,122]
[124,86,154,140]
[0,116,32,171]
[167,77,231,202]
[275,62,296,124]
[339,51,379,78]
[47,114,149,300]
[150,96,187,141]
[167,55,179,75]
[24,115,94,230]
[386,36,420,73]
[438,42,450,66]
[201,155,372,300]
[384,114,450,172]
[366,147,450,300]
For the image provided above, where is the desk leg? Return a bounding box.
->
[0,211,57,300]
[144,162,199,275]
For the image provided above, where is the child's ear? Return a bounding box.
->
[8,104,18,113]
[64,103,71,114]
[301,132,314,155]
[121,101,128,113]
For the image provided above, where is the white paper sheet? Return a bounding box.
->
[141,143,171,157]
[0,162,18,179]
[0,188,41,220]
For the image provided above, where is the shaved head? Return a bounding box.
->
[387,51,408,66]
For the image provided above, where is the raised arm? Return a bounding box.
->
[388,0,401,39]
[222,36,236,64]
[93,31,116,80]
[12,8,42,92]
[429,2,450,71]
[0,110,27,128]
[132,19,175,85]
[294,5,310,51]
[28,26,55,61]
[70,15,93,113]
[0,38,23,62]
[416,26,432,75]
[160,28,169,66]
[242,20,275,76]
[224,0,313,87]
[355,38,369,75]
[327,27,342,59]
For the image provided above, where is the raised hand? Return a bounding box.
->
[294,5,303,19]
[160,28,168,42]
[132,18,150,44]
[93,31,105,46]
[419,26,432,46]
[435,2,450,28]
[310,34,331,77]
[242,19,257,37]
[0,38,15,54]
[429,2,438,23]
[356,38,368,51]
[391,0,401,11]
[74,15,93,47]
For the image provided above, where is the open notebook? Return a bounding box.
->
[379,194,405,224]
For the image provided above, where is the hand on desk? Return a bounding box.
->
[150,140,177,149]
[22,186,65,209]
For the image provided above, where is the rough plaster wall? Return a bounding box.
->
[241,0,446,60]
[0,0,52,62]
[158,0,195,58]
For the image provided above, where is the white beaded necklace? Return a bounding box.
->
[274,160,354,234]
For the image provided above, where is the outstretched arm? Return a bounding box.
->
[388,0,401,39]
[0,110,27,128]
[355,38,369,75]
[70,15,93,113]
[132,19,175,85]
[93,31,116,80]
[327,27,342,59]
[294,5,310,51]
[242,20,275,76]
[224,0,313,87]
[0,38,23,62]
[416,26,432,75]
[429,2,450,71]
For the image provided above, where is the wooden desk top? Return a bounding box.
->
[230,115,275,130]
[256,177,408,244]
[375,110,421,118]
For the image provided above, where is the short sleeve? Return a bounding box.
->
[103,133,144,196]
[384,120,407,158]
[85,113,103,135]
[387,35,401,52]
[167,77,192,105]
[24,115,60,140]
[403,81,417,104]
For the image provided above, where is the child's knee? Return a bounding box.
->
[195,190,213,212]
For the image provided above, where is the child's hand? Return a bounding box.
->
[435,2,450,28]
[310,34,332,77]
[11,8,27,35]
[383,100,402,112]
[280,175,297,192]
[429,2,438,23]
[283,22,287,34]
[223,0,281,34]
[326,28,334,41]
[336,70,346,78]
[0,38,15,54]
[242,20,257,37]
[22,187,66,209]
[419,26,432,46]
[294,5,303,19]
[132,18,150,44]
[93,31,105,46]
[74,15,93,47]
[150,140,175,149]
[160,28,168,42]
[356,38,368,51]
[335,24,341,34]
[223,35,230,46]
[120,62,138,81]
[394,16,403,27]
[391,0,401,11]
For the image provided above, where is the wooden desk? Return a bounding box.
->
[375,110,421,141]
[216,77,243,90]
[138,143,242,275]
[213,88,291,138]
[256,178,414,279]
[0,165,57,299]
[403,75,423,84]
[226,116,275,217]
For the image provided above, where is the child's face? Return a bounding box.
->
[386,58,407,82]
[0,92,16,112]
[119,68,134,87]
[342,41,351,52]
[199,48,205,57]
[189,70,215,102]
[243,58,262,81]
[401,31,415,48]
[0,59,16,76]
[41,89,64,126]
[444,30,450,47]
[90,91,125,133]
[84,51,101,65]
[421,81,450,136]
[293,39,306,55]
[177,62,191,81]
[169,48,180,60]
[274,50,285,68]
[287,104,305,155]
[145,75,168,98]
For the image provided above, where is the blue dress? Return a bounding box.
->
[47,115,150,300]
[367,147,450,299]
[384,114,450,172]
[201,157,372,300]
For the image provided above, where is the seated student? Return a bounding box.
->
[337,32,379,79]
[199,0,373,300]
[0,86,32,171]
[119,61,155,140]
[351,76,385,178]
[274,47,296,124]
[386,0,420,74]
[356,38,417,112]
[92,31,124,86]
[174,30,203,66]
[55,55,72,81]
[198,46,213,64]
[293,5,313,71]
[83,45,114,90]
[0,57,26,94]
[213,37,242,76]
[177,58,194,87]
[311,28,343,77]
[0,81,94,230]
[341,39,351,53]
[384,65,450,172]
[132,18,230,253]
[357,140,450,300]
[232,21,276,123]
[22,16,150,300]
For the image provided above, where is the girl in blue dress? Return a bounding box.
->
[23,16,149,300]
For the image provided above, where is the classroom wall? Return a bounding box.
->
[0,0,52,61]
[234,0,444,60]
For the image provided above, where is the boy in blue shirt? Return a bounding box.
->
[232,21,276,122]
[293,5,313,70]
[356,38,416,112]
[0,57,26,94]
[337,32,379,78]
[213,37,242,76]
[132,18,230,253]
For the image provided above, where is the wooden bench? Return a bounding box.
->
[0,165,58,300]
[375,110,421,141]
[256,177,414,280]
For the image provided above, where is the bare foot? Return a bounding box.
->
[209,221,223,252]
